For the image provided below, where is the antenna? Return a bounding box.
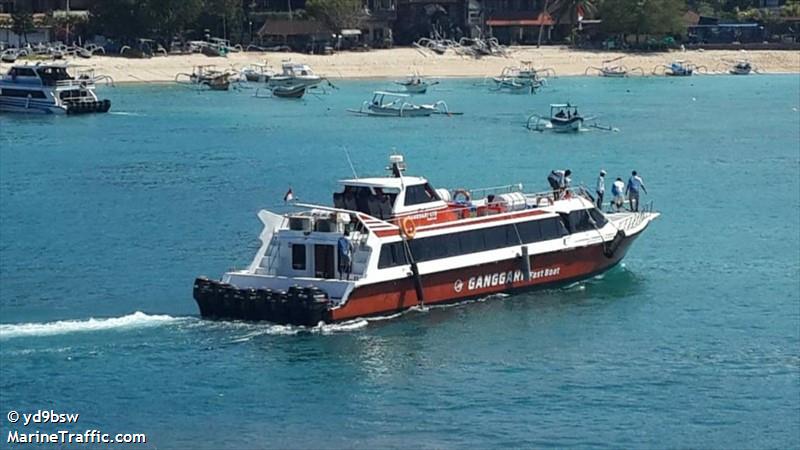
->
[343,147,359,179]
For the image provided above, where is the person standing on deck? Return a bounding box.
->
[626,171,648,212]
[612,177,625,211]
[337,231,354,280]
[596,170,606,209]
[547,169,571,199]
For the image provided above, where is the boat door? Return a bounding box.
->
[314,244,335,279]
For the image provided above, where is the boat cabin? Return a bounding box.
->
[3,64,83,86]
[280,62,315,77]
[551,103,580,120]
[332,155,446,220]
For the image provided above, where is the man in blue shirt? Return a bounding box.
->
[338,231,354,279]
[625,170,648,212]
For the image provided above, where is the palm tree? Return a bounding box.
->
[547,0,597,26]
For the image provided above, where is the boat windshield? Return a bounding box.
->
[36,66,72,86]
[333,185,398,220]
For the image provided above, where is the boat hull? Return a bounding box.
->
[193,227,644,325]
[550,117,583,133]
[268,77,322,89]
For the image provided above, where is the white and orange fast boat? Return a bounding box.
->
[193,155,659,325]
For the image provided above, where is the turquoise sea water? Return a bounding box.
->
[1,75,799,448]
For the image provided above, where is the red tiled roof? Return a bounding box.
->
[487,12,555,27]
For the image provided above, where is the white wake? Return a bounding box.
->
[0,312,184,340]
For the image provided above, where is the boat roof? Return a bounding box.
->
[373,91,409,97]
[550,103,574,108]
[338,176,427,189]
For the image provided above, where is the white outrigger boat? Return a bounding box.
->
[653,60,705,76]
[267,62,325,89]
[193,154,659,325]
[393,72,439,94]
[175,65,233,90]
[490,60,554,94]
[527,104,585,133]
[348,91,459,117]
[0,62,111,114]
[240,62,275,83]
[585,56,645,77]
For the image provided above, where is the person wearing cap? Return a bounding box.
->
[625,170,648,212]
[596,170,606,210]
[611,177,625,211]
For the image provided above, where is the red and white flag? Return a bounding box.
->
[283,188,294,203]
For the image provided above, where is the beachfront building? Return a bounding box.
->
[252,0,395,49]
[257,18,333,53]
[0,0,89,46]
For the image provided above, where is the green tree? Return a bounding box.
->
[781,0,800,17]
[306,0,362,32]
[198,0,246,41]
[11,10,36,46]
[601,0,686,44]
[88,0,148,42]
[145,0,204,41]
[548,0,598,26]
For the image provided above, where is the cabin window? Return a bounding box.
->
[14,68,36,77]
[0,88,46,99]
[291,244,306,270]
[562,209,603,234]
[335,185,397,219]
[588,208,608,228]
[377,217,569,268]
[404,183,440,206]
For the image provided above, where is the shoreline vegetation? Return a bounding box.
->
[2,46,797,83]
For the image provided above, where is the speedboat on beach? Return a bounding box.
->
[193,154,660,325]
[0,63,111,114]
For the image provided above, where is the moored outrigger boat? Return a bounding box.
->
[348,91,460,117]
[240,62,275,83]
[393,72,439,94]
[585,56,645,77]
[175,65,232,90]
[653,60,706,76]
[0,62,112,114]
[193,154,659,326]
[490,60,552,94]
[527,103,585,133]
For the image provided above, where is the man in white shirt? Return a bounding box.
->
[596,170,606,209]
[611,177,625,211]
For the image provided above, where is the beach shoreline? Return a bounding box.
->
[2,46,799,83]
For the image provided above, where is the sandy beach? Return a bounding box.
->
[3,46,799,82]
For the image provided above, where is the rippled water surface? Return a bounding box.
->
[1,75,799,448]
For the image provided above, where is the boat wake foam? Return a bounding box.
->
[0,312,185,340]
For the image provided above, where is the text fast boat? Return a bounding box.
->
[0,63,111,114]
[193,155,659,325]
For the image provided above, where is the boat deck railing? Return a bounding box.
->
[614,201,655,231]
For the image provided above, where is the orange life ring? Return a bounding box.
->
[401,217,417,239]
[453,189,471,203]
